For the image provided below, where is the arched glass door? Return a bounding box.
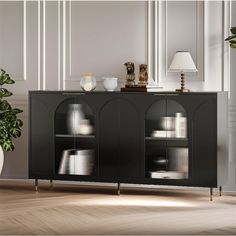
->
[145,99,189,180]
[54,98,96,176]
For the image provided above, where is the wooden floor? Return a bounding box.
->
[0,180,236,235]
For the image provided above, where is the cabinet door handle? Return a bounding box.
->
[153,93,179,96]
[62,92,86,96]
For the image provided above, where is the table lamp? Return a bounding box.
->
[169,51,197,92]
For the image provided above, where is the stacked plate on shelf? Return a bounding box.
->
[58,149,95,175]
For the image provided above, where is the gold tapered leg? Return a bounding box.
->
[35,179,38,192]
[210,188,213,201]
[219,186,222,196]
[117,182,120,195]
[50,179,53,189]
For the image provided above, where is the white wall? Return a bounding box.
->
[0,0,235,191]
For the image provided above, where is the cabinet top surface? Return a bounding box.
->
[29,90,226,95]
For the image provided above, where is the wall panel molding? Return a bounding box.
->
[0,1,40,95]
[62,0,66,90]
[204,1,225,91]
[64,1,148,88]
[147,0,157,83]
[37,0,41,90]
[13,0,27,82]
[156,0,204,84]
[0,1,27,81]
[229,105,236,131]
[42,0,46,90]
[222,0,231,92]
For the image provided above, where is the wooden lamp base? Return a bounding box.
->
[176,88,190,92]
[176,72,190,92]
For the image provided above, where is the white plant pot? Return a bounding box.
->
[0,146,4,175]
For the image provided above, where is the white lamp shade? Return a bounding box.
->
[169,51,198,72]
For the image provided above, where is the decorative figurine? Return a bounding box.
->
[124,62,135,86]
[138,64,148,86]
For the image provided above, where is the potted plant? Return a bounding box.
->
[225,27,236,48]
[0,69,23,174]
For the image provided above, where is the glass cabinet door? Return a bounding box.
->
[145,98,189,180]
[54,98,96,176]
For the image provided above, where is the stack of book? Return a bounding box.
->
[121,84,147,92]
[58,149,95,175]
[120,83,163,92]
[146,83,163,92]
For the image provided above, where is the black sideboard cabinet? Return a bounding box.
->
[29,91,228,199]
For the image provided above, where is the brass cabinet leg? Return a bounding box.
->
[50,179,53,189]
[210,188,213,201]
[219,186,222,196]
[117,182,120,195]
[35,179,38,191]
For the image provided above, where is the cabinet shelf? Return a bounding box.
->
[145,137,189,147]
[55,134,95,138]
[145,137,188,141]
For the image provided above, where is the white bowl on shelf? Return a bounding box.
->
[103,77,118,91]
[159,116,175,130]
[78,119,93,135]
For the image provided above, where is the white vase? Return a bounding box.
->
[0,146,4,175]
[175,113,187,138]
[67,104,85,134]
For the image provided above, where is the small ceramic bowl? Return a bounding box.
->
[103,77,118,91]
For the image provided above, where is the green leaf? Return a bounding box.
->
[16,119,23,127]
[2,139,14,152]
[0,127,8,138]
[10,127,21,138]
[0,100,11,111]
[231,27,236,35]
[12,108,23,114]
[0,71,14,86]
[229,40,236,44]
[12,119,23,128]
[230,43,236,49]
[2,76,15,85]
[225,35,236,41]
[0,88,12,98]
[0,69,6,75]
[0,111,13,120]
